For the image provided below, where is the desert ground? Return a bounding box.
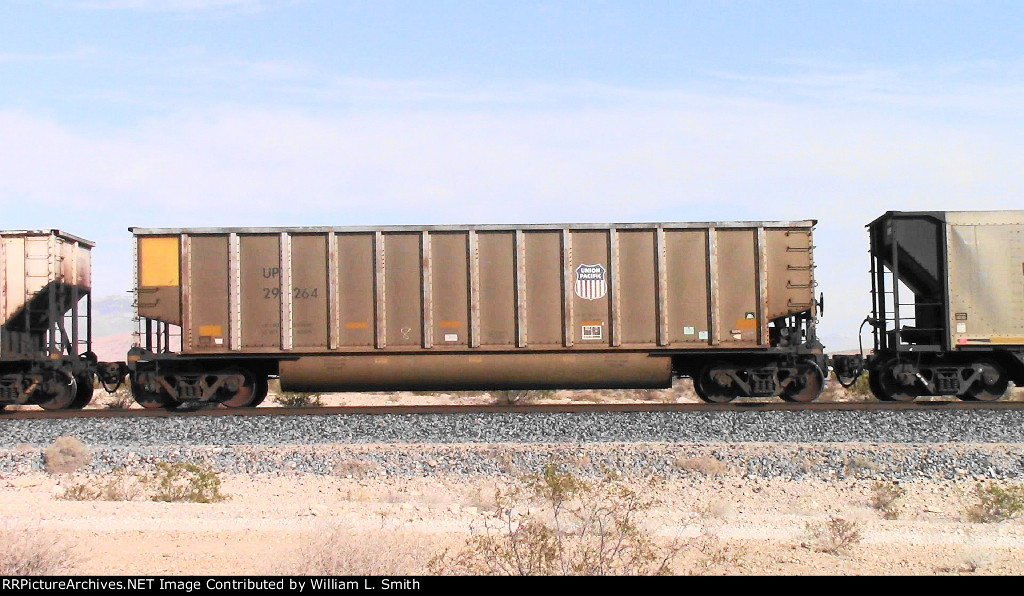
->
[2,381,1024,576]
[5,462,1024,575]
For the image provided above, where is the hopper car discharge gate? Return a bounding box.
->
[127,221,826,409]
[832,211,1024,402]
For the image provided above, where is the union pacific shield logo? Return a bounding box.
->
[574,264,608,300]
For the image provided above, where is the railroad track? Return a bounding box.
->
[3,399,1024,420]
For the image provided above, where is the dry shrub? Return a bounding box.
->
[964,482,1024,523]
[43,436,91,474]
[834,374,873,403]
[686,529,747,575]
[282,526,431,575]
[869,481,905,520]
[103,386,134,409]
[491,390,555,405]
[150,461,227,503]
[58,469,146,502]
[804,516,863,554]
[844,455,879,478]
[676,455,727,477]
[432,465,679,575]
[275,392,323,407]
[332,457,380,479]
[0,524,77,575]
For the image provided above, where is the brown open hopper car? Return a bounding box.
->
[129,221,825,408]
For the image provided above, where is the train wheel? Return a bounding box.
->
[68,373,95,410]
[868,368,885,400]
[249,376,269,407]
[221,368,263,408]
[131,379,179,410]
[781,362,825,403]
[39,374,78,410]
[873,360,920,402]
[962,361,1009,402]
[694,363,738,403]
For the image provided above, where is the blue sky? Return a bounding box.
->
[2,1,1023,348]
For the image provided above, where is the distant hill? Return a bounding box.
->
[92,294,135,337]
[89,295,135,362]
[92,332,134,363]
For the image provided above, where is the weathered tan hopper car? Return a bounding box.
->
[0,230,97,409]
[833,210,1024,402]
[129,221,825,408]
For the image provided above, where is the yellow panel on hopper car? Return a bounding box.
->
[138,236,180,287]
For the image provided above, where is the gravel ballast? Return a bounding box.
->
[3,408,1024,481]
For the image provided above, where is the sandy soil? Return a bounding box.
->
[4,456,1024,576]
[4,381,1024,575]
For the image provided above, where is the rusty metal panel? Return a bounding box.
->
[1,230,93,330]
[374,232,386,348]
[946,211,1024,347]
[569,230,611,346]
[187,235,230,352]
[327,232,340,350]
[336,233,375,347]
[476,232,516,346]
[132,220,817,357]
[524,231,563,346]
[655,228,668,346]
[664,229,710,344]
[228,233,241,350]
[515,230,527,347]
[609,229,621,347]
[1,237,26,328]
[765,229,815,320]
[280,232,293,350]
[715,229,759,345]
[280,352,672,392]
[290,234,329,349]
[430,232,469,347]
[239,234,280,349]
[467,231,480,348]
[384,233,422,347]
[618,230,657,345]
[420,231,432,349]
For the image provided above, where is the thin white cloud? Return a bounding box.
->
[2,77,1022,347]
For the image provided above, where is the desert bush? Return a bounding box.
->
[869,481,905,520]
[275,391,323,407]
[58,468,145,502]
[844,455,880,478]
[804,516,863,554]
[675,455,728,477]
[150,461,227,503]
[964,482,1024,523]
[491,389,555,405]
[432,464,677,575]
[332,457,380,479]
[103,385,134,409]
[835,374,873,402]
[0,525,76,575]
[43,436,91,474]
[283,526,430,575]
